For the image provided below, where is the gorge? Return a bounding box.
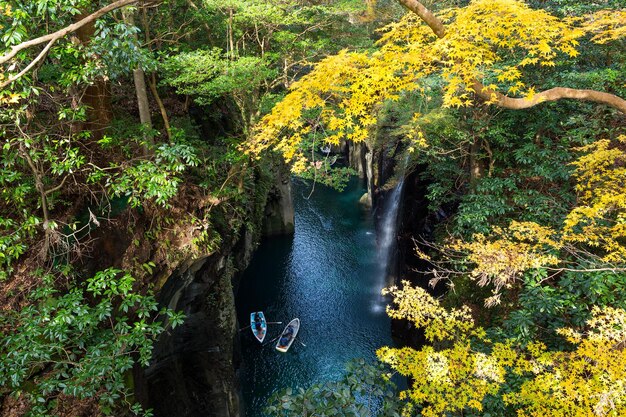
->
[1,1,624,417]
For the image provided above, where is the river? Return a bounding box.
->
[236,177,395,416]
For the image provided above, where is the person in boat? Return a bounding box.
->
[254,313,263,331]
[278,325,294,347]
[282,325,294,342]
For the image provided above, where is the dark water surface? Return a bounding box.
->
[236,178,393,417]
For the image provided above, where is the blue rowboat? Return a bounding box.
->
[250,311,267,343]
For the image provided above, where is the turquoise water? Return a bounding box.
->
[236,177,394,416]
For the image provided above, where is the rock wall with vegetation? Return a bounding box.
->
[134,159,293,417]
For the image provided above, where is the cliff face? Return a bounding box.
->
[127,161,294,417]
[263,165,295,236]
[135,254,241,417]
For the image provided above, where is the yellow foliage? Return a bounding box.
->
[382,280,479,342]
[0,91,22,105]
[246,0,624,172]
[562,135,626,262]
[449,222,560,294]
[246,49,419,171]
[583,10,626,44]
[507,307,626,416]
[378,281,626,416]
[447,136,626,296]
[376,0,584,106]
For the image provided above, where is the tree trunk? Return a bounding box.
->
[134,67,153,149]
[228,8,235,59]
[140,7,171,142]
[133,67,152,131]
[148,73,172,142]
[124,9,153,154]
[75,10,113,141]
[469,139,484,186]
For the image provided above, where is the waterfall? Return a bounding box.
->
[379,178,405,280]
[372,175,406,312]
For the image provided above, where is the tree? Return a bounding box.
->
[0,268,184,417]
[377,280,626,417]
[162,48,276,135]
[247,0,625,169]
[394,0,626,111]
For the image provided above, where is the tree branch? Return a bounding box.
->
[0,39,54,88]
[0,0,138,65]
[397,0,445,38]
[18,142,50,231]
[44,175,69,196]
[398,0,626,114]
[472,81,626,114]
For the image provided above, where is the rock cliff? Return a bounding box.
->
[129,161,294,417]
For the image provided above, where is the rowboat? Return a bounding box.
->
[250,311,267,343]
[276,318,300,352]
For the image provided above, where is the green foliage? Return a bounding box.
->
[162,49,276,105]
[454,177,518,234]
[416,102,592,237]
[0,268,184,417]
[297,163,357,192]
[266,359,402,417]
[203,0,311,29]
[0,213,39,280]
[92,18,157,78]
[503,269,626,346]
[94,128,199,208]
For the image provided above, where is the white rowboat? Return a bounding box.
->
[276,318,300,352]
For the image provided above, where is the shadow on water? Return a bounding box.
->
[235,177,395,417]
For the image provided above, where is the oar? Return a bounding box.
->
[263,335,282,347]
[239,321,282,332]
[299,341,307,347]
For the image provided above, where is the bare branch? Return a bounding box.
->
[472,81,626,114]
[0,39,55,88]
[0,0,138,72]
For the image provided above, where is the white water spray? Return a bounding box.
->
[372,172,406,313]
[378,179,405,277]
